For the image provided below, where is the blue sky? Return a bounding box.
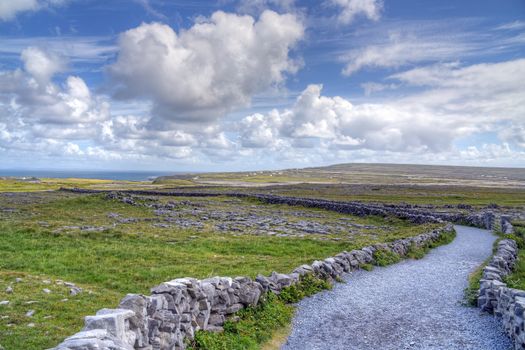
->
[0,0,524,171]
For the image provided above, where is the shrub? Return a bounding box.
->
[360,263,374,271]
[373,249,401,266]
[278,274,331,304]
[189,293,293,350]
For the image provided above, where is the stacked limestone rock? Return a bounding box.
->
[500,215,515,235]
[53,224,453,350]
[478,239,525,349]
[63,188,497,229]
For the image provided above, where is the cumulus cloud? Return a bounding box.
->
[241,84,458,153]
[0,0,70,21]
[21,47,66,86]
[329,0,382,25]
[0,47,113,163]
[109,10,304,124]
[239,58,525,163]
[0,46,239,164]
[239,111,286,148]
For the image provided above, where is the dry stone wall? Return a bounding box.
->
[53,224,454,350]
[62,188,496,229]
[478,238,524,349]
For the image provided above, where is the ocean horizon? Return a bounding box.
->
[0,169,188,181]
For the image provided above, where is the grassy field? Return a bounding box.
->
[155,163,525,188]
[248,184,525,207]
[0,177,168,192]
[0,191,438,349]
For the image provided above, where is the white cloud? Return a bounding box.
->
[239,111,285,148]
[239,57,525,165]
[333,17,525,77]
[240,84,459,153]
[21,47,65,86]
[64,142,83,155]
[0,0,70,21]
[0,0,37,21]
[390,59,525,126]
[109,10,304,123]
[0,48,109,126]
[341,32,471,76]
[0,47,113,163]
[360,81,398,96]
[0,36,117,64]
[496,20,525,31]
[329,0,382,25]
[236,0,297,14]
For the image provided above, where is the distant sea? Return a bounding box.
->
[0,169,181,181]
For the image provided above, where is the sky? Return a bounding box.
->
[0,0,524,171]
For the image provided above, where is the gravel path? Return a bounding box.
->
[283,225,512,350]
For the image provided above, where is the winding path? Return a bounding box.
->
[283,226,512,350]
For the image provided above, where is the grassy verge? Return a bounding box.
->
[189,275,330,350]
[407,229,457,259]
[503,223,525,290]
[465,222,525,306]
[373,249,401,266]
[372,227,457,268]
[188,293,293,350]
[464,259,489,306]
[260,323,291,350]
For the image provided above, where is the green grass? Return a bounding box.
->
[275,274,331,304]
[0,178,171,193]
[189,274,330,350]
[464,259,488,306]
[0,271,121,349]
[360,263,374,271]
[469,223,525,305]
[373,249,401,266]
[244,184,525,207]
[503,224,525,290]
[189,293,294,350]
[0,192,439,349]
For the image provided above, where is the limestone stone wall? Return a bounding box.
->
[53,224,454,350]
[501,215,515,235]
[63,188,496,229]
[478,239,523,349]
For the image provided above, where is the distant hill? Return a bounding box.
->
[305,163,525,182]
[154,162,525,188]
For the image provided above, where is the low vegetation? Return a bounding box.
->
[465,259,488,306]
[190,275,330,350]
[503,223,525,290]
[466,222,525,306]
[373,249,401,267]
[189,293,293,350]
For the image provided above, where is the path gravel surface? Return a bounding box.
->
[283,225,512,350]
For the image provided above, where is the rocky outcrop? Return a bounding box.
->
[478,239,523,349]
[53,224,454,350]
